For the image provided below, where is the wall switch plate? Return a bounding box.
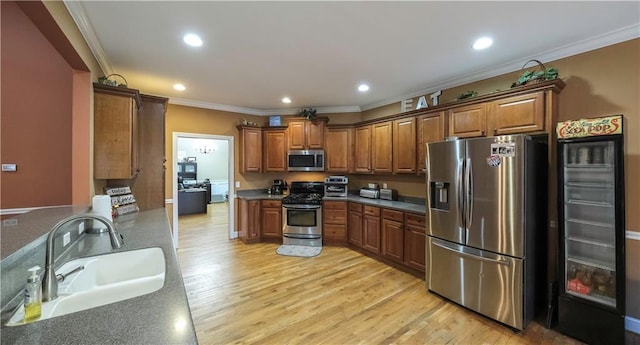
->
[235,181,240,188]
[383,183,388,189]
[63,232,71,247]
[1,164,17,172]
[78,222,85,235]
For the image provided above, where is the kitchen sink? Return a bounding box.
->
[6,247,165,326]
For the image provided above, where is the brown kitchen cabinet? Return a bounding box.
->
[372,121,393,173]
[287,119,325,150]
[417,111,446,174]
[381,208,404,264]
[238,126,262,173]
[362,205,381,254]
[94,83,141,179]
[238,199,260,244]
[261,200,282,240]
[263,127,287,172]
[487,91,545,136]
[347,202,363,247]
[354,125,372,173]
[404,213,426,272]
[393,117,416,174]
[323,200,347,243]
[128,94,168,210]
[325,126,353,172]
[448,103,487,138]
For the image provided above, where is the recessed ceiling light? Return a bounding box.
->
[282,97,292,104]
[358,84,370,92]
[183,33,203,47]
[473,37,493,50]
[173,83,186,91]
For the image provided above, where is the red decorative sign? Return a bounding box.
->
[556,115,623,139]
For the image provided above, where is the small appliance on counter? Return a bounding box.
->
[271,179,287,195]
[380,188,398,201]
[324,175,348,197]
[359,187,380,199]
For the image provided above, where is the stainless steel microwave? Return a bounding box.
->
[287,150,324,172]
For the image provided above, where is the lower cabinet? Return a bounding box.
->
[404,213,426,272]
[381,209,404,264]
[261,200,282,240]
[347,202,363,247]
[323,201,347,243]
[238,199,260,244]
[362,205,381,254]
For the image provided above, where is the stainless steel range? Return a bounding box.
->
[281,181,324,247]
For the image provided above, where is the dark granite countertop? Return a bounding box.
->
[0,208,198,345]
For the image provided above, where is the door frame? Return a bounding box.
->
[172,132,237,248]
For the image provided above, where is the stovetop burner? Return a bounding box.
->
[281,181,324,205]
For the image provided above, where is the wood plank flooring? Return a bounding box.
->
[176,203,584,345]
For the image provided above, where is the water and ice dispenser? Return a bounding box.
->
[430,182,450,210]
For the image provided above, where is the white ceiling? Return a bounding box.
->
[65,1,639,116]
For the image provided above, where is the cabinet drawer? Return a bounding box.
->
[324,209,346,224]
[261,200,281,208]
[324,224,346,239]
[382,208,404,222]
[348,202,363,213]
[405,213,426,227]
[363,205,380,217]
[324,201,347,210]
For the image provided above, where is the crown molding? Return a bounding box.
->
[169,98,361,116]
[361,23,640,111]
[63,1,112,75]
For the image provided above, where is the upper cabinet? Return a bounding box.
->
[325,126,353,172]
[372,121,393,173]
[287,119,325,150]
[393,117,416,174]
[263,128,288,172]
[94,83,141,179]
[354,125,372,173]
[238,126,262,173]
[447,103,487,138]
[417,111,446,174]
[487,92,545,136]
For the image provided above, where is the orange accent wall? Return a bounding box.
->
[1,1,73,209]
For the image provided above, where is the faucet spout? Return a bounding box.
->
[42,214,124,302]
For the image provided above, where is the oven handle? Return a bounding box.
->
[282,204,322,210]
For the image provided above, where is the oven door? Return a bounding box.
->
[282,204,322,236]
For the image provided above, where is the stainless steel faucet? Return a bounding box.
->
[42,214,124,302]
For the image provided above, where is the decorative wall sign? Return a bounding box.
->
[556,114,623,138]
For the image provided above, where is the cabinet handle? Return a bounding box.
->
[493,128,498,135]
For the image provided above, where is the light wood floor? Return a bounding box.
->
[177,203,583,345]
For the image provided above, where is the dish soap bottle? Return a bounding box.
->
[24,265,42,322]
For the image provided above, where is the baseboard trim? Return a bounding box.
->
[627,316,640,334]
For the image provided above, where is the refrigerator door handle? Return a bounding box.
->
[466,158,473,230]
[457,158,465,228]
[431,240,511,266]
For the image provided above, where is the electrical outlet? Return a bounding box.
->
[63,232,71,247]
[78,222,85,235]
[383,183,388,189]
[235,181,240,188]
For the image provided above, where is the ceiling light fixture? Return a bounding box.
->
[173,83,186,91]
[282,97,292,104]
[183,33,203,47]
[358,84,370,92]
[473,37,493,50]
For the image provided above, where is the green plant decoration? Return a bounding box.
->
[511,59,559,88]
[98,74,128,88]
[298,108,318,121]
[456,91,478,100]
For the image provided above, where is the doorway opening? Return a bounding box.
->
[172,132,236,248]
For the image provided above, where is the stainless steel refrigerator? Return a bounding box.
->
[426,134,547,330]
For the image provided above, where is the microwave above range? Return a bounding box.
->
[287,150,324,172]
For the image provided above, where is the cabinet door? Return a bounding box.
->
[354,125,372,173]
[237,198,249,242]
[306,121,325,149]
[261,204,282,238]
[417,111,445,174]
[239,127,262,173]
[372,121,393,173]
[94,88,139,179]
[288,121,306,150]
[393,117,416,174]
[248,200,261,240]
[404,224,426,272]
[488,92,545,135]
[263,129,287,172]
[363,214,381,254]
[348,203,363,247]
[132,95,167,210]
[325,127,353,172]
[382,218,404,264]
[448,103,487,138]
